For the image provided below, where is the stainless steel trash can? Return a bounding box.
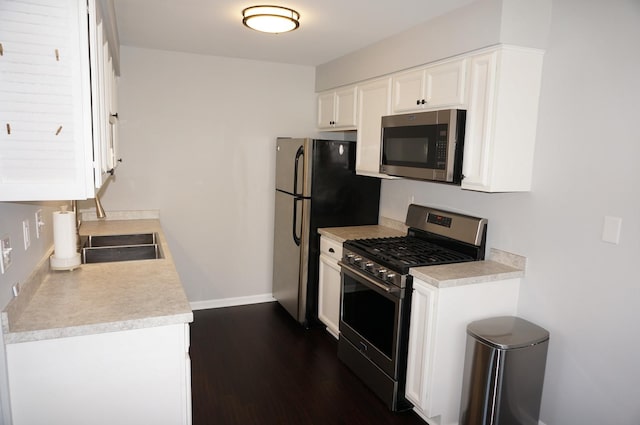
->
[459,316,549,425]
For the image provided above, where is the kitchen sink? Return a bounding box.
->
[83,232,158,248]
[81,233,163,264]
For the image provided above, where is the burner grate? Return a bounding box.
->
[348,236,474,268]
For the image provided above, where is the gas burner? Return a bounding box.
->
[347,236,474,270]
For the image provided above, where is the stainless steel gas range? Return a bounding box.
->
[338,204,488,411]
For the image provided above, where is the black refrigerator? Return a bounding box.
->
[273,137,381,325]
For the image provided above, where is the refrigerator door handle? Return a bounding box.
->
[293,145,304,197]
[293,197,302,246]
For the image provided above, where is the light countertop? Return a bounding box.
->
[2,217,193,344]
[318,217,407,243]
[318,225,406,243]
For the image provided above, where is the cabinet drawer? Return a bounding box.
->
[320,237,343,262]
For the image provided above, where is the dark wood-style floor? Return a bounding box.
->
[190,302,427,425]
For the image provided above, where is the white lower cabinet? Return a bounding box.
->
[6,324,192,425]
[406,278,520,425]
[318,236,343,338]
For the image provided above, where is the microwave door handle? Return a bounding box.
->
[293,145,304,197]
[292,197,302,246]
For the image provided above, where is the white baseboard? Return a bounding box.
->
[190,293,276,311]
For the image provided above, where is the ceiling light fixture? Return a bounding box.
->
[242,5,300,34]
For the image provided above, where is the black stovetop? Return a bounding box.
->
[344,234,476,274]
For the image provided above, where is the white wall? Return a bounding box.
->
[315,0,551,91]
[368,1,639,424]
[0,201,58,425]
[101,47,316,303]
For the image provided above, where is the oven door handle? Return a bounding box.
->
[339,261,400,295]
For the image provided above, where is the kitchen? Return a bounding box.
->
[0,0,639,424]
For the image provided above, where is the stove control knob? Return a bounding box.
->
[386,273,396,280]
[345,254,355,262]
[377,269,388,279]
[353,257,362,266]
[364,262,374,271]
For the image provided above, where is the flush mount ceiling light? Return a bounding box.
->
[242,5,300,34]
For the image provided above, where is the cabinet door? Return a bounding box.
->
[89,0,120,188]
[0,0,94,201]
[318,237,342,338]
[333,86,357,129]
[318,254,341,338]
[405,280,439,417]
[391,69,425,113]
[7,324,192,425]
[461,47,543,192]
[461,51,497,191]
[425,59,467,107]
[356,78,397,178]
[317,91,335,129]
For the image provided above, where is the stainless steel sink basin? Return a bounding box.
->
[83,232,158,248]
[81,233,163,264]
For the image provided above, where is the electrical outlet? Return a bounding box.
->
[0,236,12,274]
[22,220,31,250]
[35,209,44,239]
[12,282,20,297]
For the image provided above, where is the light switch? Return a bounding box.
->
[602,216,622,244]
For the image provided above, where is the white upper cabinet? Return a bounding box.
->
[317,86,357,130]
[392,58,467,113]
[461,46,544,192]
[355,77,398,178]
[89,0,120,189]
[0,0,118,201]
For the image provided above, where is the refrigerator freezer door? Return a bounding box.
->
[275,138,312,197]
[272,190,311,322]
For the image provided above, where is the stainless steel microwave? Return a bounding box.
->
[379,109,466,184]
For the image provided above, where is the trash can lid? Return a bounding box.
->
[467,316,549,349]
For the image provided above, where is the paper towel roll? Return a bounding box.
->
[53,210,78,259]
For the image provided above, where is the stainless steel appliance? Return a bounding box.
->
[338,204,487,411]
[380,109,466,183]
[273,137,381,325]
[459,316,549,425]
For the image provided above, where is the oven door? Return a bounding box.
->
[339,262,406,379]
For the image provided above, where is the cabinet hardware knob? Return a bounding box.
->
[421,99,426,104]
[107,168,115,176]
[416,100,420,105]
[328,248,335,253]
[117,158,123,163]
[111,113,118,118]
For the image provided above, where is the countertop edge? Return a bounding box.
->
[4,312,194,344]
[411,264,525,288]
